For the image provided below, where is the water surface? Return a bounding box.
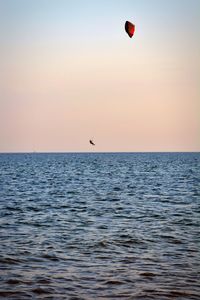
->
[0,153,200,299]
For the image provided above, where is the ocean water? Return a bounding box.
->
[0,152,200,299]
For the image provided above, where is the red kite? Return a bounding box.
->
[125,21,135,38]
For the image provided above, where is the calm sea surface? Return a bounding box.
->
[0,153,200,299]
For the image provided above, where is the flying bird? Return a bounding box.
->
[89,139,95,146]
[125,21,135,38]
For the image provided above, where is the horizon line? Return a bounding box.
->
[0,151,199,154]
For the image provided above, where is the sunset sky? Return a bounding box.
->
[0,0,199,152]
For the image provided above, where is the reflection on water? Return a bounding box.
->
[0,153,200,299]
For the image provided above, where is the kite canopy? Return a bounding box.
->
[125,21,135,38]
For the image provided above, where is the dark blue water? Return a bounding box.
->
[0,153,200,299]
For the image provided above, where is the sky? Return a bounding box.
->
[0,0,200,152]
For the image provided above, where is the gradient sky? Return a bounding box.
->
[0,0,199,152]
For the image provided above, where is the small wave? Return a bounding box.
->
[116,235,145,246]
[159,235,183,244]
[6,279,27,285]
[154,290,200,299]
[168,290,196,297]
[41,254,60,261]
[0,257,23,265]
[140,272,157,277]
[91,239,109,249]
[113,187,122,191]
[0,291,31,298]
[35,278,52,284]
[31,287,55,295]
[104,279,124,285]
[108,198,120,202]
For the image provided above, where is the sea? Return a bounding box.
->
[0,152,199,299]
